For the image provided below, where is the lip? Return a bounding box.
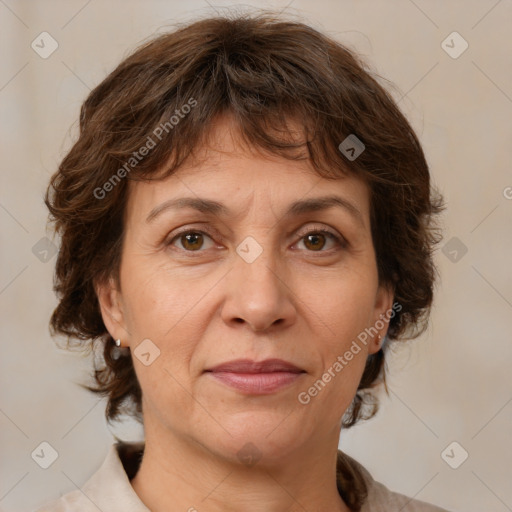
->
[207,358,304,373]
[205,358,305,395]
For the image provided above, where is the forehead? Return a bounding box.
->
[126,114,371,226]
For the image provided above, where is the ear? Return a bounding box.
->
[95,276,131,347]
[368,282,395,355]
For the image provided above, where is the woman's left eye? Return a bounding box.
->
[167,227,345,254]
[294,229,345,252]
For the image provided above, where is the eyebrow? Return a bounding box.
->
[145,194,364,225]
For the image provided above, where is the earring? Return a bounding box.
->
[115,339,121,347]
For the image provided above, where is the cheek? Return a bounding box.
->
[295,268,377,411]
[120,255,207,338]
[119,257,215,398]
[304,266,378,346]
[122,268,203,416]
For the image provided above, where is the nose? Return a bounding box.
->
[220,244,297,333]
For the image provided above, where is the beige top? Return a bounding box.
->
[33,442,451,512]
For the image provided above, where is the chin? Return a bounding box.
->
[202,410,313,467]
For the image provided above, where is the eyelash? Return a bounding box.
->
[165,225,347,254]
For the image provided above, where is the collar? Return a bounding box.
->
[79,442,148,511]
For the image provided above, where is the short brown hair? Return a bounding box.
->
[46,10,443,447]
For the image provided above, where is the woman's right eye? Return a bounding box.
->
[167,230,216,252]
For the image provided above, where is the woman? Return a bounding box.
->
[36,11,448,512]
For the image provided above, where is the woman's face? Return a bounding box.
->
[98,115,393,464]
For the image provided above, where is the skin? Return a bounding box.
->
[96,114,393,512]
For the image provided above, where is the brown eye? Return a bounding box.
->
[297,229,344,252]
[180,232,204,251]
[168,230,215,252]
[303,233,328,251]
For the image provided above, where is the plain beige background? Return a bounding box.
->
[1,1,511,511]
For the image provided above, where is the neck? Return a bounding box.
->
[130,422,351,512]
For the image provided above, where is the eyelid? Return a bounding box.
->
[295,223,343,239]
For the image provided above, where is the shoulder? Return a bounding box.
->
[339,451,452,512]
[31,442,147,512]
